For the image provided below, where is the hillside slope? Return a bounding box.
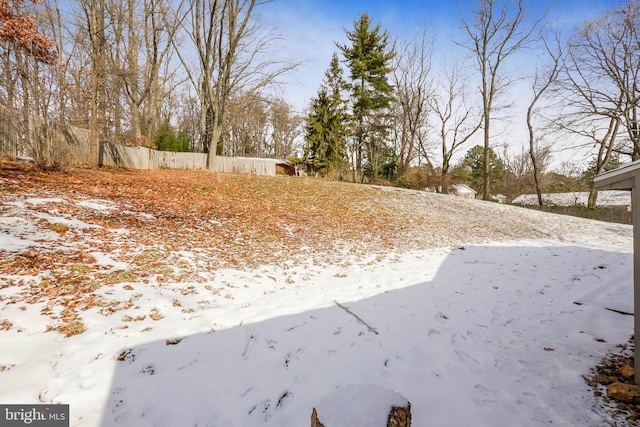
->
[0,162,628,266]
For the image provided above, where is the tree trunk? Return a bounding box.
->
[206,124,223,169]
[482,111,490,200]
[16,52,31,159]
[588,188,598,209]
[87,0,107,167]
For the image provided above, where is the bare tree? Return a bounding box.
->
[103,0,178,141]
[605,2,640,160]
[43,0,70,122]
[268,97,301,158]
[392,25,433,177]
[502,145,551,202]
[175,0,298,168]
[79,0,107,165]
[223,93,300,158]
[526,28,562,208]
[40,2,95,131]
[173,88,201,151]
[428,65,482,193]
[459,0,543,199]
[559,0,639,207]
[224,91,268,157]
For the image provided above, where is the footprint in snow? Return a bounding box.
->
[455,350,481,373]
[248,399,271,422]
[110,387,127,411]
[435,312,449,321]
[276,391,292,408]
[140,364,155,375]
[472,383,497,406]
[248,392,293,422]
[283,348,305,369]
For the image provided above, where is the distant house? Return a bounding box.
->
[422,184,477,199]
[449,184,477,199]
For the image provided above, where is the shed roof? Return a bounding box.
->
[594,159,640,190]
[450,184,477,194]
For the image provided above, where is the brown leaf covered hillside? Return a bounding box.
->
[1,162,576,265]
[0,161,625,335]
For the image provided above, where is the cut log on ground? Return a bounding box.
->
[311,384,411,427]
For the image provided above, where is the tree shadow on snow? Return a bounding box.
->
[99,245,633,427]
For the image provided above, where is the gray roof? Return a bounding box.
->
[450,184,477,194]
[594,159,640,191]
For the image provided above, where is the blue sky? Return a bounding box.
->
[261,0,628,113]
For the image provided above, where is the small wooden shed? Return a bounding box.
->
[594,159,640,384]
[449,184,477,199]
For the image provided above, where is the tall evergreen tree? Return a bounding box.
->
[322,53,349,173]
[338,13,395,182]
[325,52,350,110]
[303,53,349,176]
[304,88,331,174]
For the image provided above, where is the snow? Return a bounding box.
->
[513,191,631,207]
[314,384,408,427]
[76,200,117,211]
[0,194,636,426]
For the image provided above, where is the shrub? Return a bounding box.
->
[154,123,192,152]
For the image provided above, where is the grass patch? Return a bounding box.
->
[0,319,13,331]
[48,319,87,337]
[105,270,135,284]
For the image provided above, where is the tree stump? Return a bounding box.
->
[311,384,411,427]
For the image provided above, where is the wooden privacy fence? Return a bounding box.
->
[100,142,206,170]
[0,108,92,165]
[0,107,20,158]
[99,142,287,176]
[211,155,281,176]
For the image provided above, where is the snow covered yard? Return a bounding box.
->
[0,164,635,426]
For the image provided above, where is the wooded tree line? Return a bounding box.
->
[0,0,300,169]
[304,0,640,207]
[0,0,638,207]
